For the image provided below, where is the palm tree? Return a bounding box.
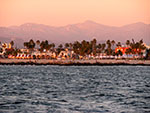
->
[10,41,14,48]
[97,43,102,49]
[69,43,73,50]
[106,40,111,48]
[111,40,115,50]
[105,48,112,56]
[106,40,112,56]
[79,40,91,56]
[106,40,111,44]
[24,42,29,49]
[97,43,102,53]
[125,48,132,58]
[58,44,63,50]
[28,39,35,50]
[73,41,81,55]
[116,42,121,47]
[65,43,69,49]
[47,44,52,51]
[40,40,50,52]
[40,41,45,52]
[111,40,115,46]
[36,40,40,49]
[92,38,97,45]
[45,40,50,51]
[57,44,63,54]
[138,39,146,57]
[45,40,48,45]
[101,43,106,53]
[139,39,143,45]
[50,43,55,51]
[91,39,97,55]
[51,43,55,48]
[126,40,130,47]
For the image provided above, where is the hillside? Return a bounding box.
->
[0,21,150,47]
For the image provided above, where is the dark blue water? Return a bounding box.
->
[0,65,150,113]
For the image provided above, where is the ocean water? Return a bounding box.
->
[0,65,150,113]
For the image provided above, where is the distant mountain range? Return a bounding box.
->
[0,20,150,47]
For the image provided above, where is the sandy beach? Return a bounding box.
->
[0,59,150,66]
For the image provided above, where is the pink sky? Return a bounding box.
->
[0,0,150,27]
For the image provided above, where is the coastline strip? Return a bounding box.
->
[0,59,150,66]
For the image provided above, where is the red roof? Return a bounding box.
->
[115,47,129,54]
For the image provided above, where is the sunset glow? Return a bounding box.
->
[0,0,150,27]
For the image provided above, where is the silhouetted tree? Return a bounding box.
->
[40,40,50,52]
[97,43,102,53]
[36,40,40,49]
[111,40,115,50]
[24,42,29,49]
[65,43,69,49]
[101,43,106,53]
[10,41,14,48]
[28,39,35,50]
[116,42,121,47]
[106,40,112,55]
[126,40,130,47]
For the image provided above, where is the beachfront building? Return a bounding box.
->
[2,43,12,49]
[20,49,30,54]
[15,54,31,59]
[115,45,147,59]
[143,43,150,59]
[115,47,129,54]
[15,48,57,59]
[143,43,150,49]
[58,49,74,60]
[33,51,56,59]
[0,43,12,56]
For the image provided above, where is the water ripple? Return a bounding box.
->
[0,65,150,113]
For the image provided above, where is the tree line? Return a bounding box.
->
[0,38,147,57]
[22,39,146,56]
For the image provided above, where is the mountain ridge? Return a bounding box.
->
[7,20,147,29]
[0,20,150,47]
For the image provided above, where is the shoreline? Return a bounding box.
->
[0,59,150,66]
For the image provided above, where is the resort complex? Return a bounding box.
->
[0,39,150,60]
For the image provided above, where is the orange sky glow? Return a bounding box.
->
[0,0,150,27]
